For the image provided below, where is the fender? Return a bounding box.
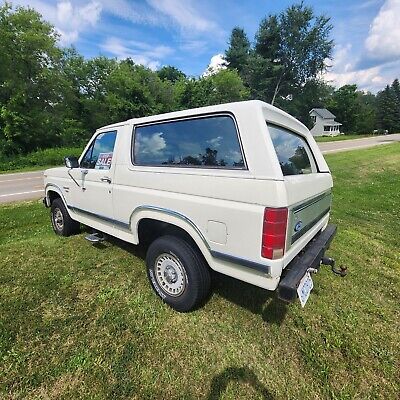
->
[129,205,272,275]
[44,183,68,208]
[130,205,211,258]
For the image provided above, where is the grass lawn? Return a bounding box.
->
[1,144,399,399]
[314,134,378,143]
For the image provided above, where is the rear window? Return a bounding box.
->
[133,115,245,168]
[267,124,314,176]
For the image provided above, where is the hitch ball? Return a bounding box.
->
[322,256,348,277]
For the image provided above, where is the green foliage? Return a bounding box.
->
[225,27,251,75]
[0,146,82,171]
[157,65,186,83]
[0,5,248,160]
[284,79,334,128]
[230,3,333,106]
[1,1,399,163]
[174,70,249,109]
[327,85,359,133]
[0,3,63,154]
[376,85,400,133]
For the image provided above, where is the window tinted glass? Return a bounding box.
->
[268,124,313,176]
[134,116,244,168]
[81,131,117,169]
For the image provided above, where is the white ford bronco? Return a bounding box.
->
[44,100,340,312]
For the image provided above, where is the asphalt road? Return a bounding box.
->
[1,134,399,204]
[0,170,44,204]
[318,133,400,154]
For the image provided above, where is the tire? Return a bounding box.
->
[50,198,80,236]
[146,235,211,312]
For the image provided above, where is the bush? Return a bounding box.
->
[0,146,83,172]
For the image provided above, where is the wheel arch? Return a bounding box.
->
[131,206,211,264]
[45,184,67,208]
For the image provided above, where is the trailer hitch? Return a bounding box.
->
[321,256,347,277]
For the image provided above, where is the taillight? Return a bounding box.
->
[261,207,288,260]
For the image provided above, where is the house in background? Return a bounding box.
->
[309,108,343,137]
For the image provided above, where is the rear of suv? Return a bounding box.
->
[43,100,338,312]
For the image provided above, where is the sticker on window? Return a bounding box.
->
[95,152,113,169]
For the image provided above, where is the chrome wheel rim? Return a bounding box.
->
[53,208,64,231]
[154,253,187,297]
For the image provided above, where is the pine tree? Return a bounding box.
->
[376,85,398,133]
[390,78,400,132]
[225,27,251,76]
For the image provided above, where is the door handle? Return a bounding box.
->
[100,177,112,183]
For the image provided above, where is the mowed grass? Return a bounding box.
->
[1,144,399,399]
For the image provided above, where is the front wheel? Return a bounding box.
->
[50,198,80,236]
[146,235,211,312]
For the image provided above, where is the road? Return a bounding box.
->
[1,134,400,204]
[318,133,400,154]
[0,170,44,204]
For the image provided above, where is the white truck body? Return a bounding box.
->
[44,100,336,309]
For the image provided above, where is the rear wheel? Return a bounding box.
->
[50,198,80,236]
[146,235,211,312]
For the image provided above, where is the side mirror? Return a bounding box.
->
[64,156,79,169]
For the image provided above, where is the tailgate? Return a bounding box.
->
[287,189,332,246]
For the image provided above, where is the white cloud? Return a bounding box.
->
[57,1,102,45]
[14,0,102,45]
[101,37,173,70]
[323,44,385,91]
[203,54,228,77]
[365,0,400,62]
[96,0,222,39]
[96,0,159,25]
[146,0,221,36]
[325,67,385,91]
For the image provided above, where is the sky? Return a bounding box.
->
[10,0,400,92]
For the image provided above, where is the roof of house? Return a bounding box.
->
[322,121,342,126]
[310,108,336,119]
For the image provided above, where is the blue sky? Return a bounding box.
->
[12,0,400,92]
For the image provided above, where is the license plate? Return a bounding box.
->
[297,271,314,308]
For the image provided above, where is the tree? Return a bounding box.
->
[157,66,186,83]
[0,3,63,154]
[376,85,399,133]
[174,70,249,109]
[250,3,333,105]
[390,78,400,131]
[326,85,359,133]
[225,27,251,76]
[252,15,283,103]
[208,69,249,104]
[282,79,334,128]
[354,91,376,134]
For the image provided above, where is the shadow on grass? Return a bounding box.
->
[88,233,147,259]
[88,234,288,323]
[213,272,288,325]
[207,366,274,400]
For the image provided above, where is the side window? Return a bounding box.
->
[81,131,117,169]
[267,123,315,176]
[133,115,245,168]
